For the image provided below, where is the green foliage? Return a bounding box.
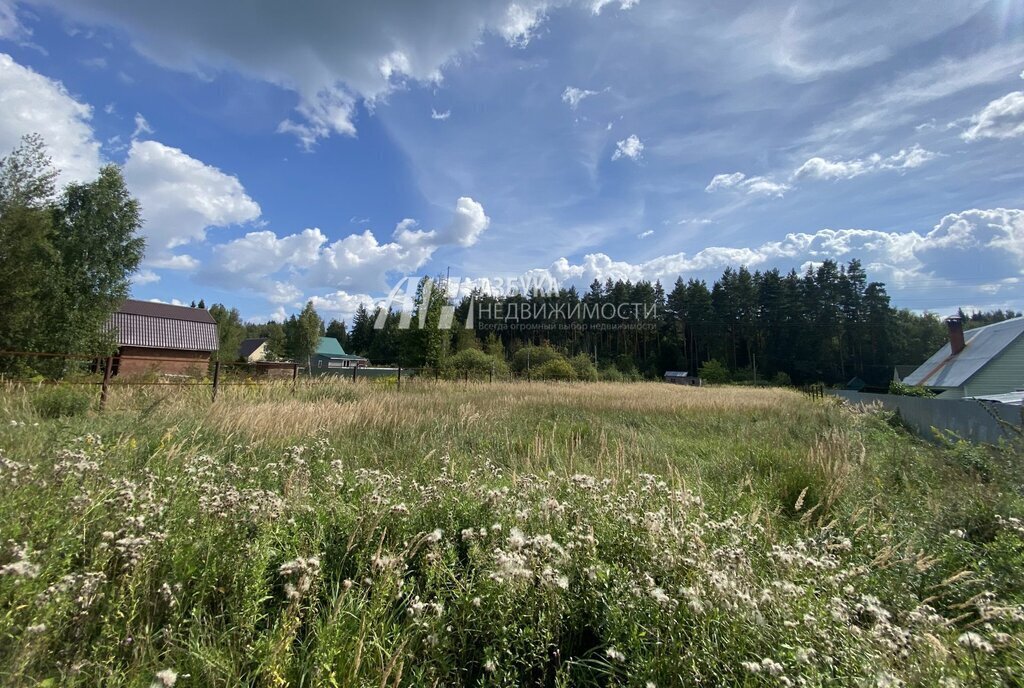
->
[772,371,793,386]
[446,348,508,378]
[30,385,92,418]
[286,301,324,366]
[531,357,576,380]
[0,134,59,356]
[0,136,143,364]
[889,380,935,397]
[569,353,598,381]
[511,345,562,374]
[325,318,348,348]
[598,365,625,382]
[209,303,246,363]
[698,358,730,384]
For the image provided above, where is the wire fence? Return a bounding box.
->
[0,350,621,411]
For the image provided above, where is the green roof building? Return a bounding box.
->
[311,337,368,375]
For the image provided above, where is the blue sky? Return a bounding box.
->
[1,0,1023,321]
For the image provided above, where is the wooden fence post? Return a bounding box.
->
[212,361,220,401]
[352,366,357,383]
[397,366,402,391]
[292,363,299,395]
[99,356,113,411]
[489,363,493,384]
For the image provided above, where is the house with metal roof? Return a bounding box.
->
[105,299,218,377]
[311,337,367,375]
[902,316,1024,398]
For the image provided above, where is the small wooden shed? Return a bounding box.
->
[106,300,219,376]
[663,370,702,386]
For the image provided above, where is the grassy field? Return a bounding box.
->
[0,380,1021,687]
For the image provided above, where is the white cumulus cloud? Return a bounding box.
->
[794,144,939,180]
[0,52,101,188]
[960,91,1024,141]
[122,139,261,267]
[525,208,1024,294]
[308,290,379,320]
[207,196,489,300]
[611,134,643,161]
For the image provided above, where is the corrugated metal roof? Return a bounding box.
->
[316,337,346,356]
[118,299,216,324]
[903,317,1024,388]
[664,371,691,377]
[107,311,219,351]
[964,391,1024,406]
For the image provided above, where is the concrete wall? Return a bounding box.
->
[830,390,1023,444]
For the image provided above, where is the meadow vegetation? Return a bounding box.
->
[0,380,1021,686]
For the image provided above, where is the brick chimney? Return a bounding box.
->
[946,316,966,355]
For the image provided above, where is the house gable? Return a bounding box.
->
[962,333,1024,397]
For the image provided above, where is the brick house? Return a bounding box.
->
[106,300,219,376]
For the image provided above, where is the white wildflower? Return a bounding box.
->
[605,647,625,662]
[649,587,671,606]
[957,632,994,653]
[151,668,177,687]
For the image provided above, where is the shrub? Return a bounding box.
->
[772,371,792,387]
[447,349,509,378]
[568,353,598,381]
[598,365,625,382]
[531,358,576,381]
[614,354,638,376]
[31,385,93,418]
[697,359,730,384]
[511,345,562,374]
[888,381,934,397]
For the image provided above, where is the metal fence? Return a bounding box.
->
[828,390,1024,444]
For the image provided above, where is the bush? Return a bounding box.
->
[598,365,625,382]
[31,386,93,418]
[531,358,576,381]
[614,354,638,377]
[888,381,934,397]
[568,353,598,381]
[697,359,730,384]
[511,345,562,374]
[772,371,792,387]
[447,349,508,378]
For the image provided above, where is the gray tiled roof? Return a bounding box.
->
[107,300,219,351]
[903,317,1024,388]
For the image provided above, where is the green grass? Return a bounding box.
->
[0,380,1021,686]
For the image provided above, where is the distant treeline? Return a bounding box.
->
[229,259,1020,386]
